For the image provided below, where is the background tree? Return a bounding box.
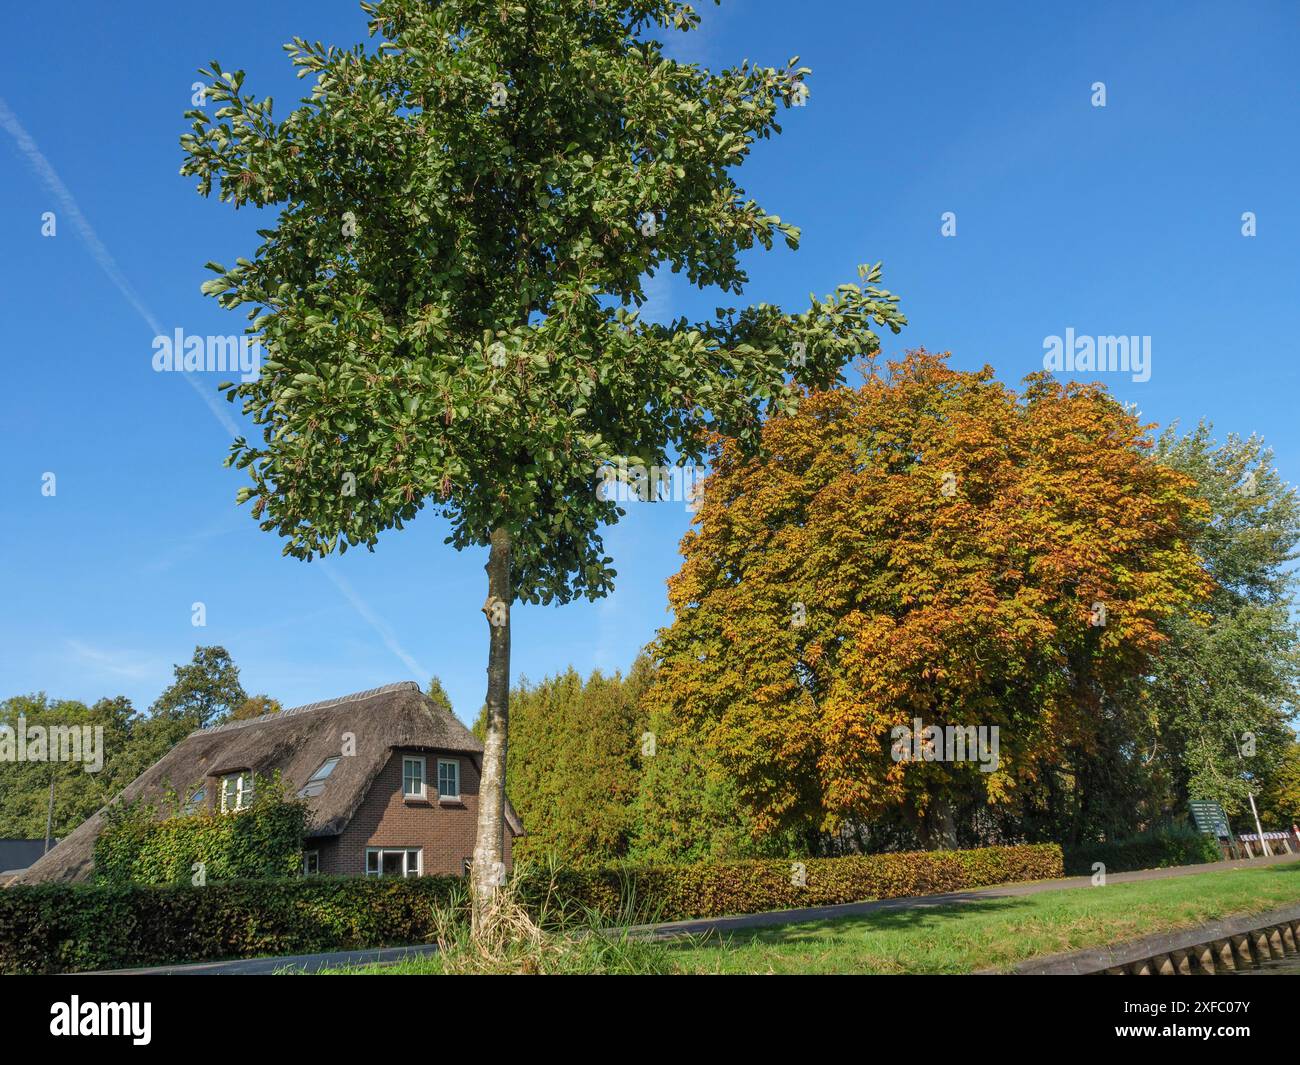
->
[1257,734,1300,830]
[1148,426,1300,822]
[425,676,454,717]
[0,694,134,842]
[475,658,648,865]
[647,351,1212,850]
[96,646,254,788]
[149,646,248,731]
[227,694,284,722]
[0,646,271,844]
[181,0,903,919]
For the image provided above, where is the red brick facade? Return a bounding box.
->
[307,747,514,878]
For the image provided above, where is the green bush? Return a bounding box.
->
[519,843,1063,924]
[1,842,1062,973]
[94,777,307,886]
[0,875,461,975]
[1063,826,1221,876]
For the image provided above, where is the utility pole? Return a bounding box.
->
[1235,732,1271,857]
[44,764,55,855]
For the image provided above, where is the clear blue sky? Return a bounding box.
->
[2,1,1297,726]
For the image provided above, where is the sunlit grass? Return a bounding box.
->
[667,863,1300,974]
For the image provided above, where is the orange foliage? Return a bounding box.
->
[649,350,1212,839]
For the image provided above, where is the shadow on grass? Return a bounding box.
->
[663,892,1042,955]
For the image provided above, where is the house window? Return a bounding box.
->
[302,851,320,876]
[183,786,206,815]
[365,848,422,878]
[437,758,460,800]
[299,756,341,798]
[402,756,426,799]
[219,771,254,812]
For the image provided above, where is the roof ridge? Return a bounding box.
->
[190,681,422,737]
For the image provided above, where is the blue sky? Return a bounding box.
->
[2,1,1297,725]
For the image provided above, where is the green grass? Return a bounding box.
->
[667,862,1300,974]
[312,861,1300,975]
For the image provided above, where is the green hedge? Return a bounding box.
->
[521,843,1063,923]
[0,843,1062,973]
[0,875,462,975]
[94,781,308,886]
[1063,826,1221,876]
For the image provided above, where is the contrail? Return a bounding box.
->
[0,96,240,437]
[321,565,430,679]
[1,95,428,682]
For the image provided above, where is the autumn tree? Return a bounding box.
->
[180,0,903,920]
[227,695,284,722]
[648,351,1212,850]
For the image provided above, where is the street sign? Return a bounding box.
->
[1190,800,1232,838]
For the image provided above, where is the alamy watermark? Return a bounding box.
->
[596,458,704,513]
[151,328,261,382]
[1042,328,1150,383]
[891,718,1000,773]
[0,715,104,772]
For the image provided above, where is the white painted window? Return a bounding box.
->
[302,851,320,875]
[365,847,422,878]
[219,771,254,812]
[402,756,426,799]
[437,758,460,800]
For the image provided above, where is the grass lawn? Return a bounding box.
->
[668,862,1300,974]
[317,861,1300,975]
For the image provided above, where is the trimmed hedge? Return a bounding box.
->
[0,843,1062,973]
[0,875,460,975]
[520,843,1064,923]
[1063,826,1221,876]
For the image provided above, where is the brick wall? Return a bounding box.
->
[314,748,514,877]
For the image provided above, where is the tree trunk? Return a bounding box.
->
[471,527,511,934]
[919,797,958,850]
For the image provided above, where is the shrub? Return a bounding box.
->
[0,875,461,975]
[518,843,1063,924]
[1063,826,1221,876]
[0,842,1062,973]
[94,776,307,886]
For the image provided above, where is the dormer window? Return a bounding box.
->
[220,771,254,813]
[183,786,206,815]
[299,756,341,798]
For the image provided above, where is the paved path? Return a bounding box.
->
[96,851,1300,974]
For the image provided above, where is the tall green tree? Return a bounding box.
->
[181,0,902,919]
[1150,425,1300,821]
[476,663,645,865]
[0,694,135,842]
[149,646,248,730]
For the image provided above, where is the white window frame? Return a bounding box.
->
[219,771,254,813]
[365,847,422,878]
[402,756,427,800]
[437,758,460,801]
[302,850,320,876]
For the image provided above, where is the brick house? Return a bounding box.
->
[13,681,523,884]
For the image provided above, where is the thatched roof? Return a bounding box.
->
[10,681,522,886]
